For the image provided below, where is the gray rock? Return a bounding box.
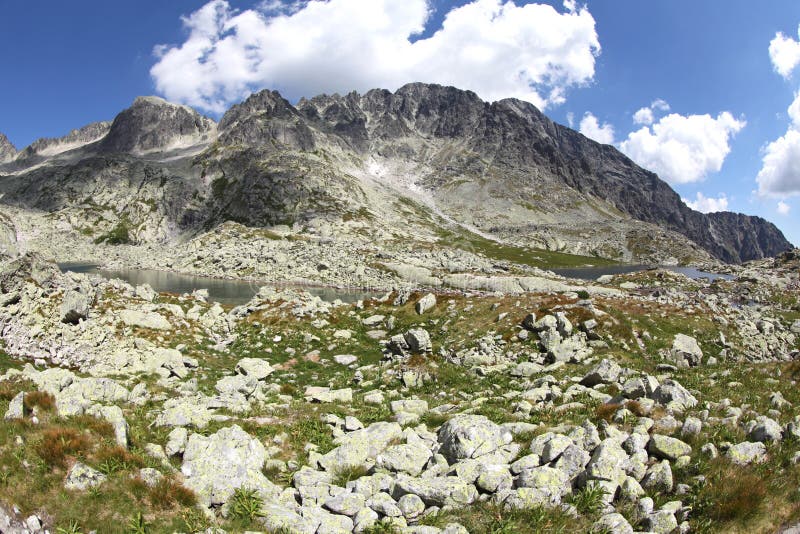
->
[397,493,425,520]
[60,290,90,324]
[585,439,629,484]
[438,415,512,462]
[376,443,432,476]
[648,434,692,461]
[334,354,358,366]
[4,392,23,420]
[596,513,634,534]
[181,424,280,508]
[404,329,432,353]
[166,427,189,457]
[641,460,673,493]
[324,492,367,517]
[670,334,703,367]
[580,358,621,387]
[726,441,767,465]
[137,467,164,488]
[747,415,783,443]
[119,309,171,330]
[415,293,437,314]
[64,462,107,491]
[234,358,275,380]
[318,422,403,472]
[651,379,697,411]
[393,475,478,507]
[86,404,129,448]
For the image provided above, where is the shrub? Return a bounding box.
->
[36,428,91,467]
[576,290,591,300]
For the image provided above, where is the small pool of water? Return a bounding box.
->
[552,264,734,282]
[58,264,382,306]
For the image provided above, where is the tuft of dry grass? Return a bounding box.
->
[147,478,197,509]
[36,428,91,467]
[23,391,55,412]
[625,399,648,417]
[697,461,768,524]
[595,403,622,422]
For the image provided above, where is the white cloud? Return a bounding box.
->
[769,26,800,79]
[632,107,653,126]
[150,0,601,113]
[620,111,745,184]
[778,200,791,215]
[682,192,728,213]
[566,112,575,128]
[579,112,614,144]
[756,128,800,196]
[632,98,670,125]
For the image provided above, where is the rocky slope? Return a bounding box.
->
[0,83,791,268]
[0,134,15,163]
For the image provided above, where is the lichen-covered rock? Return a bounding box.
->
[60,290,90,324]
[64,462,107,491]
[4,392,23,420]
[438,415,512,462]
[515,466,569,500]
[393,475,478,507]
[641,460,673,493]
[580,358,621,387]
[747,416,783,443]
[376,443,432,476]
[119,309,171,330]
[166,427,189,457]
[318,422,403,472]
[235,358,275,380]
[648,434,692,461]
[415,293,436,314]
[585,439,629,484]
[670,333,703,367]
[726,441,768,465]
[404,328,432,353]
[86,404,129,448]
[650,379,697,411]
[181,424,280,507]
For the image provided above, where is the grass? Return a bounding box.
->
[419,501,593,533]
[36,428,92,467]
[228,487,265,525]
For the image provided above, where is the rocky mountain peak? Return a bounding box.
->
[98,96,216,154]
[0,133,17,163]
[15,121,112,160]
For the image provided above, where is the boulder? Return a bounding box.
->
[726,441,768,465]
[580,359,621,387]
[670,334,703,367]
[647,435,692,461]
[650,379,697,411]
[119,309,171,330]
[404,329,432,353]
[415,293,437,314]
[318,422,403,472]
[4,392,23,420]
[438,415,513,462]
[234,358,275,380]
[393,475,478,507]
[64,462,107,491]
[747,416,783,443]
[181,424,280,507]
[60,290,90,324]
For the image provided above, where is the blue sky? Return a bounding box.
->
[1,0,799,245]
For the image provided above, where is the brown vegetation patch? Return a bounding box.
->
[36,428,91,467]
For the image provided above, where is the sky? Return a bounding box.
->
[1,0,800,245]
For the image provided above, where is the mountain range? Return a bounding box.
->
[0,83,792,264]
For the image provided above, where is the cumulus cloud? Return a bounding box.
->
[150,0,601,113]
[579,112,614,144]
[632,98,670,125]
[682,192,729,213]
[756,92,800,197]
[620,111,745,184]
[778,200,791,215]
[769,25,800,79]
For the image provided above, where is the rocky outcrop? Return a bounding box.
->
[15,121,111,160]
[98,96,216,154]
[0,133,16,163]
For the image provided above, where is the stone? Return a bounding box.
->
[648,434,692,461]
[376,443,433,476]
[438,415,513,462]
[585,439,629,484]
[166,427,189,457]
[60,290,90,324]
[596,513,634,534]
[234,358,274,380]
[318,422,403,472]
[334,354,358,366]
[580,358,621,387]
[476,465,513,493]
[64,462,107,491]
[391,399,428,415]
[641,460,673,493]
[651,379,697,411]
[137,467,164,488]
[642,510,679,534]
[670,334,703,367]
[404,329,432,353]
[726,441,767,465]
[747,415,783,443]
[324,492,367,517]
[397,494,425,520]
[515,466,569,499]
[181,425,280,507]
[681,417,702,436]
[119,309,171,330]
[393,475,478,507]
[415,293,437,314]
[4,392,23,420]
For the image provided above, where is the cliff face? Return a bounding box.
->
[0,134,16,163]
[0,84,791,262]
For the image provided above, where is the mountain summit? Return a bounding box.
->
[0,83,792,263]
